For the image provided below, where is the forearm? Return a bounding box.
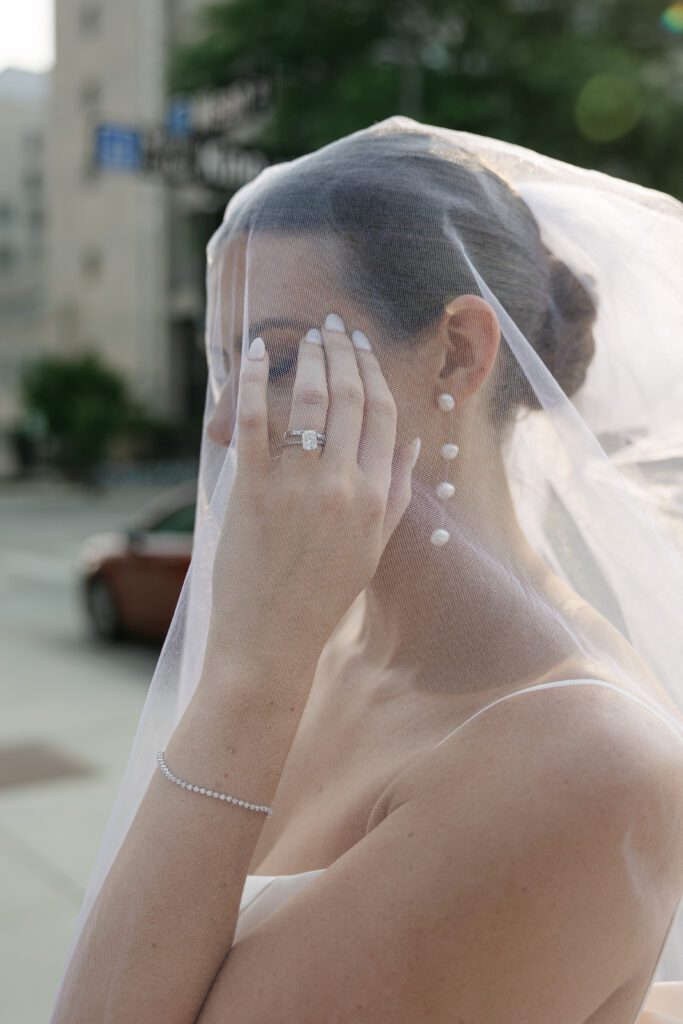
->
[52,638,316,1024]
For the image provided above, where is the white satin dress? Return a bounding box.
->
[232,679,683,1023]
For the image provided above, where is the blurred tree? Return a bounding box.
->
[19,353,136,483]
[170,0,683,198]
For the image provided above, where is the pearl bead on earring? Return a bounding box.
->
[430,393,459,546]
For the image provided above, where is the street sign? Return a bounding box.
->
[195,138,269,189]
[94,124,144,172]
[169,78,272,135]
[166,99,192,138]
[92,121,270,190]
[92,79,273,191]
[144,128,270,188]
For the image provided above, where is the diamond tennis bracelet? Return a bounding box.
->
[156,748,273,815]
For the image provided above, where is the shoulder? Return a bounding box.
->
[359,681,683,1016]
[386,680,683,970]
[201,682,683,1023]
[384,680,683,884]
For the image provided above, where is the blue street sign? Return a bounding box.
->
[94,124,143,172]
[166,99,191,137]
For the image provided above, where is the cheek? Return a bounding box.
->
[206,372,298,449]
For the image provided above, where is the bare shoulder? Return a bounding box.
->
[199,682,683,1023]
[384,680,683,885]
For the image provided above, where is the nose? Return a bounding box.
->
[206,383,235,447]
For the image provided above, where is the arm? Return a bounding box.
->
[51,317,416,1023]
[195,684,683,1024]
[50,644,315,1024]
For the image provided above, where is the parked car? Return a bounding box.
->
[76,481,196,643]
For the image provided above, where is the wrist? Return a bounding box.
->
[197,629,321,714]
[205,598,329,683]
[172,667,304,813]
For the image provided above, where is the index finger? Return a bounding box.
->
[235,336,271,474]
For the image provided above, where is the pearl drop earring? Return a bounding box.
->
[431,393,458,547]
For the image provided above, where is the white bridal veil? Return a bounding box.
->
[49,116,683,1021]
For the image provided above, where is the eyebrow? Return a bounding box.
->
[232,316,313,347]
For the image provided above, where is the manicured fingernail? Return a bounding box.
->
[305,327,323,345]
[411,437,421,468]
[324,313,345,332]
[247,336,265,359]
[351,329,371,351]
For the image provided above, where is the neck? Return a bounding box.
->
[352,447,573,697]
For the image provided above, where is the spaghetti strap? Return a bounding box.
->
[432,678,683,751]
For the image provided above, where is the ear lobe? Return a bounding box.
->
[440,295,501,391]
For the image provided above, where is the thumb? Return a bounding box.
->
[382,437,420,547]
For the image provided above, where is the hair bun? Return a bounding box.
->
[534,251,598,403]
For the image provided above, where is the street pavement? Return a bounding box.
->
[0,479,165,1023]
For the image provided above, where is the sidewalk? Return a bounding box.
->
[0,478,163,1022]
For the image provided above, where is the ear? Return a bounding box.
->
[437,295,501,399]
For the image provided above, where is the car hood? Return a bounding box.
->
[76,531,130,571]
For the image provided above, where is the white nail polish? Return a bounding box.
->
[247,336,265,359]
[351,329,371,351]
[324,313,345,332]
[305,328,323,345]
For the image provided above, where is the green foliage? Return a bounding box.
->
[170,0,683,198]
[19,352,134,481]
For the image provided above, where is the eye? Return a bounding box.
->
[234,338,294,382]
[246,327,300,384]
[268,356,295,382]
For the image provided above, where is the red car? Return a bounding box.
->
[77,481,196,643]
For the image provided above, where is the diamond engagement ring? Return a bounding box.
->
[281,429,326,451]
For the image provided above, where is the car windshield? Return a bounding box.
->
[147,504,196,534]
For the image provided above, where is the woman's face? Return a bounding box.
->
[206,231,433,456]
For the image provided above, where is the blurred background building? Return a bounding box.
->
[0,67,49,427]
[47,0,214,431]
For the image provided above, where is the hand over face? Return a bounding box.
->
[208,313,420,675]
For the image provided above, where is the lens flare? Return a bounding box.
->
[575,73,643,143]
[661,2,683,33]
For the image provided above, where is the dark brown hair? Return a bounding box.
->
[229,120,597,432]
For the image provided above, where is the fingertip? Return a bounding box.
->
[305,327,323,345]
[351,329,372,352]
[247,336,266,360]
[324,313,345,332]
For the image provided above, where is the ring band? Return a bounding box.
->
[281,429,326,451]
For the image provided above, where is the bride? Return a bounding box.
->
[49,117,683,1023]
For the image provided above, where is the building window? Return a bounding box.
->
[82,246,103,280]
[23,172,43,195]
[80,5,101,34]
[80,79,102,110]
[28,208,44,230]
[23,132,43,158]
[0,246,16,271]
